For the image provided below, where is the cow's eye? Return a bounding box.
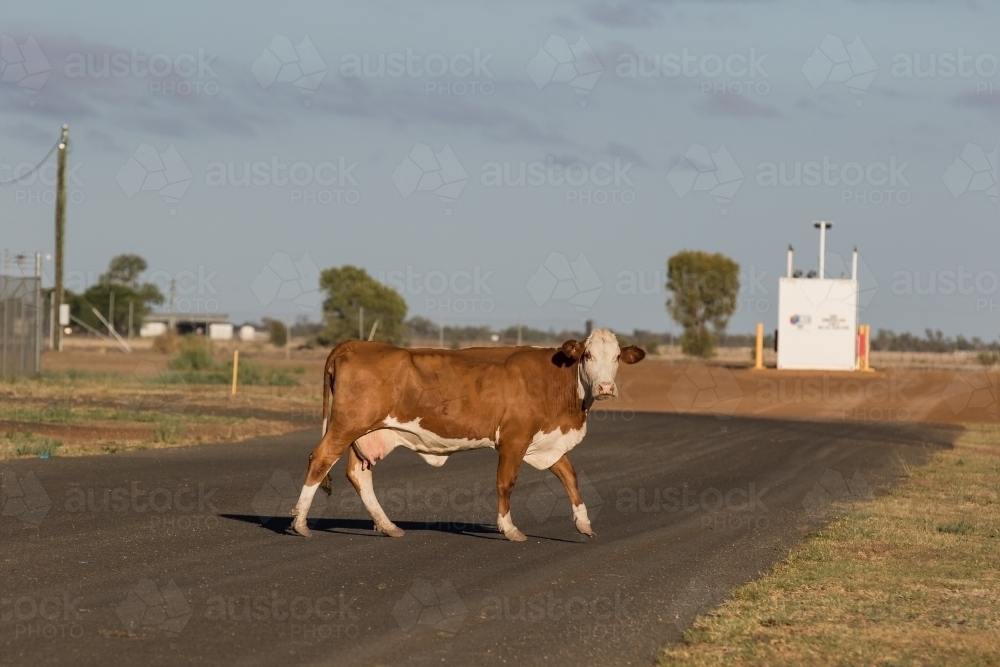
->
[583,352,592,360]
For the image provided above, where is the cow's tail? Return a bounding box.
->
[321,358,332,436]
[319,351,338,497]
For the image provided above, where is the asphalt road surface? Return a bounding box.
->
[1,413,955,666]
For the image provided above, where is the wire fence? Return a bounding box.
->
[0,274,43,378]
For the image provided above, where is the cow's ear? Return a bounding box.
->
[619,345,646,364]
[560,339,586,360]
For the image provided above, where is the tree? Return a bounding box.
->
[315,266,407,346]
[69,254,164,335]
[104,254,148,287]
[264,318,288,348]
[665,251,740,358]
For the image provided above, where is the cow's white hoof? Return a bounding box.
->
[379,524,405,538]
[503,527,527,542]
[292,519,312,537]
[576,522,595,538]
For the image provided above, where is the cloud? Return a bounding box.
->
[4,121,54,144]
[303,76,574,147]
[955,91,1000,115]
[0,31,271,140]
[606,141,649,167]
[698,94,779,117]
[585,2,664,28]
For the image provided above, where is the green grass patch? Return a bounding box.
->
[164,338,297,386]
[660,423,1000,666]
[1,430,63,458]
[152,420,187,444]
[0,405,240,425]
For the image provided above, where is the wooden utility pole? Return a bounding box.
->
[53,124,68,352]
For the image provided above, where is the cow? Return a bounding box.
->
[291,328,645,541]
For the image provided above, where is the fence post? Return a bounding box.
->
[231,349,239,396]
[753,322,764,370]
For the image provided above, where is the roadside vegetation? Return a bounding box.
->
[0,430,63,458]
[166,336,300,386]
[0,349,314,459]
[661,423,1000,666]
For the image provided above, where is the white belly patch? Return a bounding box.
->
[355,417,582,471]
[371,416,496,467]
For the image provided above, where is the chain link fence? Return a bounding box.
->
[0,274,43,378]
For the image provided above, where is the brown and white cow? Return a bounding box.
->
[292,329,644,541]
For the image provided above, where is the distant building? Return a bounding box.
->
[139,313,232,338]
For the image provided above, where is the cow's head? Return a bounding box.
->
[560,329,645,401]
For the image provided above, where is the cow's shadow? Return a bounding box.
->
[219,514,581,543]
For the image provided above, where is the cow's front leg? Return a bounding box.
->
[549,455,594,537]
[345,446,404,537]
[496,446,527,542]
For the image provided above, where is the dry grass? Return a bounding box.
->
[0,369,313,459]
[661,423,1000,667]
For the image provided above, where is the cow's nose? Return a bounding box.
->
[595,382,616,398]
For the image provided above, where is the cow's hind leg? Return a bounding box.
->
[292,433,351,537]
[346,447,404,537]
[549,455,594,537]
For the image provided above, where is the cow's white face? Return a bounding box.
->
[561,329,645,401]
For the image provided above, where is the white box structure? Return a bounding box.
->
[777,278,858,370]
[209,323,234,340]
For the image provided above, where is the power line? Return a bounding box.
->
[0,136,62,187]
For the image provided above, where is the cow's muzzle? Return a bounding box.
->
[594,382,617,400]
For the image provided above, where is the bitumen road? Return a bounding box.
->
[0,413,955,666]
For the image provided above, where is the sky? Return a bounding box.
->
[1,0,999,340]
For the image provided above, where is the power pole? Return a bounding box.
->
[54,124,68,352]
[168,279,177,334]
[34,253,42,374]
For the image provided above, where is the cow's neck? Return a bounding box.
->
[576,363,595,415]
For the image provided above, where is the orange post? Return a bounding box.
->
[231,349,240,395]
[754,323,764,370]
